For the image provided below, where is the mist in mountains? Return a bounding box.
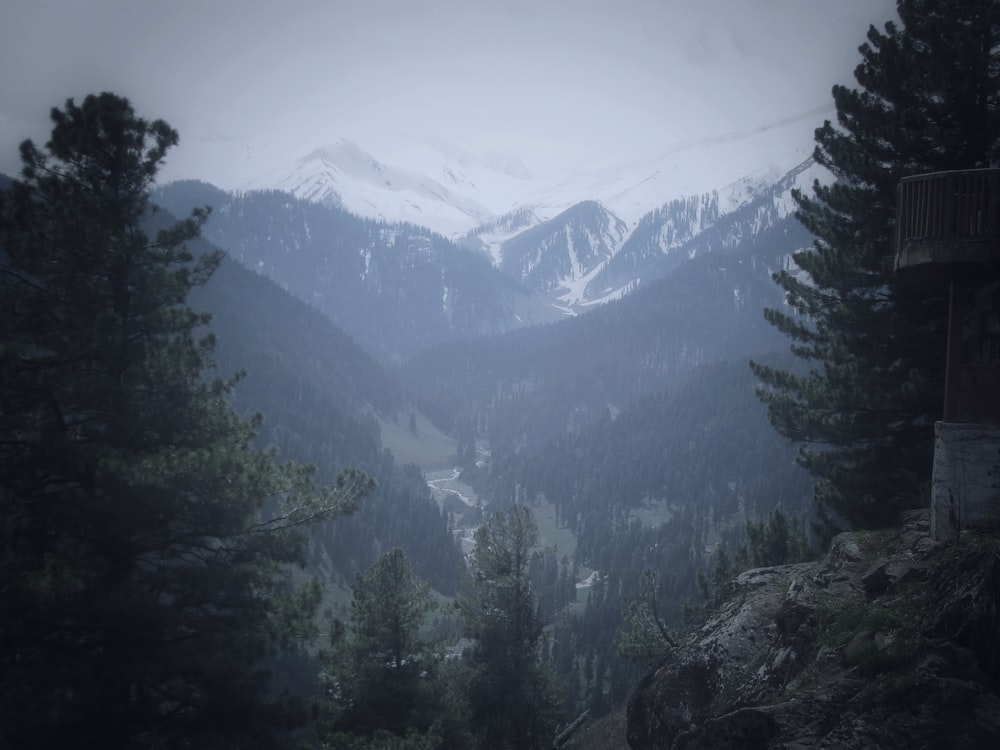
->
[136,129,829,720]
[0,19,862,722]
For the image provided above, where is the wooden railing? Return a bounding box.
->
[896,168,1000,270]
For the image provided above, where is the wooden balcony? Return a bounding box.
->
[896,168,1000,273]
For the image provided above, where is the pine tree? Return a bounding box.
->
[744,507,811,568]
[617,569,678,663]
[0,93,373,749]
[460,505,560,750]
[318,548,447,746]
[751,0,1000,531]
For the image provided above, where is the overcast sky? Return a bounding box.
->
[1,0,899,188]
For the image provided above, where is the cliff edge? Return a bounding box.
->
[626,510,1000,749]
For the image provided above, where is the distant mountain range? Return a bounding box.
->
[152,110,829,363]
[242,107,824,237]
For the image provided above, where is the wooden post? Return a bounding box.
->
[943,279,965,421]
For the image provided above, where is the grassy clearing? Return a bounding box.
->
[532,495,578,560]
[378,410,457,469]
[628,496,674,527]
[528,496,600,603]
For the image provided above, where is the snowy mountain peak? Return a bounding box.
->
[248,139,496,236]
[299,140,388,181]
[494,200,630,312]
[244,108,825,239]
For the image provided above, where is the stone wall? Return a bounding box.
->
[931,421,1000,541]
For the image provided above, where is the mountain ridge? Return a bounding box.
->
[241,109,822,238]
[155,148,820,360]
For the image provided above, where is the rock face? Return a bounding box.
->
[626,510,1000,749]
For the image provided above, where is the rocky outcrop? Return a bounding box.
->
[627,510,1000,749]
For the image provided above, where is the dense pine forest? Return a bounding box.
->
[2,1,998,748]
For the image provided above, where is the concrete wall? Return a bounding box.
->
[931,421,1000,541]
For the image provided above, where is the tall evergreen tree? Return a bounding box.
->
[751,0,1000,530]
[460,505,560,750]
[318,548,449,747]
[0,93,373,749]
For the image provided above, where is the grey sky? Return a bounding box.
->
[1,0,899,187]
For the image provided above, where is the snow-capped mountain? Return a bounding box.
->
[148,110,831,361]
[244,107,824,239]
[453,154,823,314]
[246,138,536,237]
[584,155,822,301]
[153,148,820,362]
[491,201,629,312]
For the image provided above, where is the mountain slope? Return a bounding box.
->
[155,182,544,362]
[587,157,818,298]
[495,200,629,311]
[402,211,815,459]
[179,233,465,593]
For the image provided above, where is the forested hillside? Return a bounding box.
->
[588,156,814,295]
[403,213,813,455]
[185,239,465,594]
[155,182,545,363]
[394,208,817,712]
